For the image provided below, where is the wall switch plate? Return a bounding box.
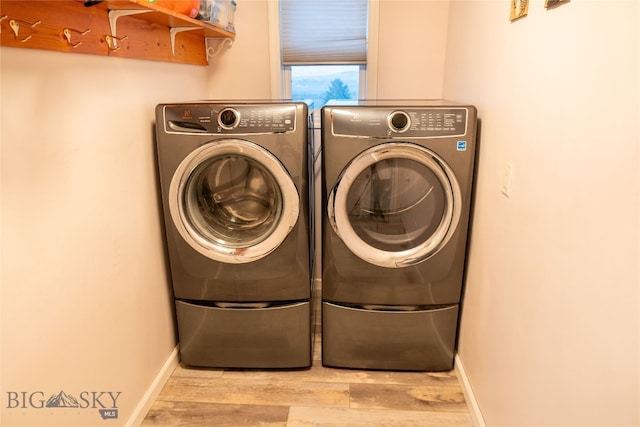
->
[501,162,514,198]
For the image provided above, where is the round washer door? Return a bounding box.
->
[328,142,462,268]
[169,139,299,264]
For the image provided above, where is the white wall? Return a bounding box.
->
[0,48,208,426]
[443,1,640,425]
[207,0,272,99]
[375,0,449,99]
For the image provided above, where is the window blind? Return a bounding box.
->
[280,0,368,65]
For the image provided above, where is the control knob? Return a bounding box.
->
[218,108,239,129]
[388,111,411,133]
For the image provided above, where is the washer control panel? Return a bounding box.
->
[163,104,297,134]
[331,107,469,138]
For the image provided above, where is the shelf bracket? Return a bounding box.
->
[108,9,151,48]
[169,27,200,56]
[205,37,233,61]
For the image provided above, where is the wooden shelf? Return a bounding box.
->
[0,0,235,66]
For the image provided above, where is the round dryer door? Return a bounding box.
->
[169,139,299,264]
[328,142,462,268]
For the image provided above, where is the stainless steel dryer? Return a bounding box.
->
[321,100,477,371]
[155,101,313,368]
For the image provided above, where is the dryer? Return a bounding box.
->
[155,101,313,368]
[321,100,477,371]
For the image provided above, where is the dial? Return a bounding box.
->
[218,108,239,129]
[388,111,410,132]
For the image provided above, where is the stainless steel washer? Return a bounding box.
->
[155,101,314,368]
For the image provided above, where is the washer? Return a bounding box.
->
[321,100,477,371]
[155,101,314,368]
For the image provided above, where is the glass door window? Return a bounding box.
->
[346,158,446,252]
[170,140,299,264]
[184,154,282,249]
[329,143,461,268]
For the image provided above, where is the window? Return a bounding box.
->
[284,64,364,111]
[278,0,369,116]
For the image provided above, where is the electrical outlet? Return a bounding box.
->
[501,162,514,198]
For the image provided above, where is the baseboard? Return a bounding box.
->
[454,354,487,427]
[125,345,180,427]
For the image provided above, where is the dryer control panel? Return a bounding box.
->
[330,107,469,138]
[163,104,297,134]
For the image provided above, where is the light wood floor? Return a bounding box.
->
[142,287,472,427]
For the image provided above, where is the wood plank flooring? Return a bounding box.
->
[142,286,472,427]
